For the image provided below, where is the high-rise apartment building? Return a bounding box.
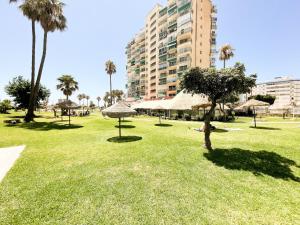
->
[126,0,217,100]
[252,76,300,113]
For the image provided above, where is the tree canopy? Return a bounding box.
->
[250,94,276,105]
[5,76,50,109]
[181,63,256,150]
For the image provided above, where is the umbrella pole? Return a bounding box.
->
[253,107,257,128]
[118,117,121,138]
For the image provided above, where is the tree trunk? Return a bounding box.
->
[25,31,48,122]
[109,74,112,106]
[30,20,36,106]
[223,59,226,69]
[24,21,36,122]
[203,102,216,151]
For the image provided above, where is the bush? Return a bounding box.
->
[0,100,12,114]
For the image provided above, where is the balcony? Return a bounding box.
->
[168,4,177,16]
[159,7,168,17]
[178,1,191,15]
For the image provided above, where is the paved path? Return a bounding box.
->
[0,145,25,182]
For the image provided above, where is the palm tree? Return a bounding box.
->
[96,96,101,108]
[56,75,79,100]
[77,94,83,105]
[103,92,110,108]
[86,96,90,108]
[10,0,39,116]
[105,60,116,106]
[25,0,67,122]
[115,90,124,102]
[219,44,234,69]
[219,44,235,120]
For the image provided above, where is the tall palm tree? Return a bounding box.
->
[105,60,116,106]
[96,97,101,108]
[219,44,235,120]
[56,75,79,100]
[219,44,234,69]
[10,0,39,115]
[25,0,67,122]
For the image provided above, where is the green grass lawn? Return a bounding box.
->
[0,112,299,224]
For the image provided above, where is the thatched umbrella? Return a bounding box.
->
[102,102,137,137]
[168,90,208,110]
[237,99,270,127]
[55,100,80,125]
[151,104,166,124]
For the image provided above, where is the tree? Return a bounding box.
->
[89,101,96,109]
[181,63,256,150]
[86,96,90,108]
[77,94,84,105]
[105,60,116,106]
[96,96,101,108]
[103,92,110,107]
[56,75,79,100]
[24,0,67,122]
[0,100,12,114]
[250,94,276,105]
[113,90,124,103]
[5,76,50,109]
[10,0,38,113]
[219,44,235,69]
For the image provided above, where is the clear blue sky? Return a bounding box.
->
[1,0,300,104]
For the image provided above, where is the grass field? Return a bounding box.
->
[0,112,299,224]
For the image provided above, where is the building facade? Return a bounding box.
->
[251,76,300,114]
[126,0,217,100]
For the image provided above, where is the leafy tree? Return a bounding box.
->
[5,76,50,109]
[105,60,116,106]
[23,0,67,122]
[181,63,256,150]
[56,75,79,100]
[0,100,12,114]
[250,94,276,105]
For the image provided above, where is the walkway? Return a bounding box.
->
[0,145,25,182]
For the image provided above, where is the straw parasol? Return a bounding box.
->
[55,100,80,125]
[102,102,137,137]
[151,104,166,124]
[168,90,209,110]
[237,99,270,127]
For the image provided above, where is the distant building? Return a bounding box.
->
[251,76,300,115]
[126,0,217,100]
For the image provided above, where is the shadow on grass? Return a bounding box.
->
[213,128,229,133]
[107,136,142,143]
[155,124,173,127]
[204,148,300,182]
[250,126,281,130]
[121,120,132,123]
[115,125,136,129]
[6,121,83,131]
